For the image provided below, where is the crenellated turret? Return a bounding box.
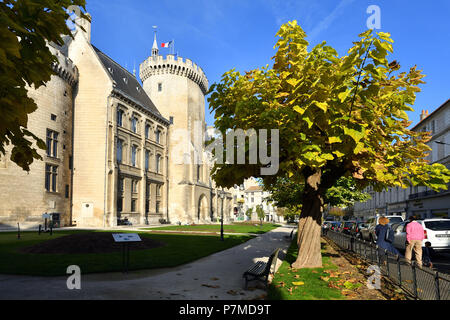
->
[49,45,79,87]
[140,55,208,95]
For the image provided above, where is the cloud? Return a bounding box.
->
[308,0,355,41]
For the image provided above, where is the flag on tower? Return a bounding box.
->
[161,41,173,48]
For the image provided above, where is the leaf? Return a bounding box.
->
[315,102,328,112]
[293,105,305,115]
[292,281,305,286]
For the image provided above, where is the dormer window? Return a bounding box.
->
[136,86,141,93]
[108,67,114,74]
[123,77,128,84]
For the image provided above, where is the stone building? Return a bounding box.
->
[354,99,450,220]
[0,14,233,228]
[0,44,78,229]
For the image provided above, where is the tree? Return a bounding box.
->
[255,205,265,225]
[266,176,371,210]
[0,0,88,171]
[245,208,253,220]
[208,21,450,268]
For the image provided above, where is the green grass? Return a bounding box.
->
[0,230,253,276]
[267,239,345,300]
[144,223,281,234]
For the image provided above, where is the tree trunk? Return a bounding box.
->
[292,170,324,269]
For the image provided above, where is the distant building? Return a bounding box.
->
[354,99,450,219]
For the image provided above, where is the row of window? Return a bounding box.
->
[117,140,162,172]
[117,109,163,144]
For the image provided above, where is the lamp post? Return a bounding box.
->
[220,191,225,241]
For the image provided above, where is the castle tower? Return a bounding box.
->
[140,49,211,224]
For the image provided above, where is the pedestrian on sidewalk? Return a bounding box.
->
[375,216,401,256]
[405,216,424,267]
[422,241,435,268]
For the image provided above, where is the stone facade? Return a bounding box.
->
[0,45,78,229]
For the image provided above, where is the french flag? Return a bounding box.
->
[161,41,172,48]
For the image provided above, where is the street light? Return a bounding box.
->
[220,191,225,241]
[435,141,450,146]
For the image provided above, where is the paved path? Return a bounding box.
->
[0,226,293,300]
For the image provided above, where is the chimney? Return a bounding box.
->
[420,109,428,121]
[77,13,92,43]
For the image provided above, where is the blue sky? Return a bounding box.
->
[86,0,450,127]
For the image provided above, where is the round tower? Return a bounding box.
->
[139,46,211,224]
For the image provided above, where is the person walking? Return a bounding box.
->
[375,216,401,256]
[405,216,424,267]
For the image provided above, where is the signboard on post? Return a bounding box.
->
[112,233,142,243]
[112,233,142,274]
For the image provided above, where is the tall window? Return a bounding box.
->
[118,177,124,192]
[46,129,59,158]
[132,180,138,193]
[117,139,123,164]
[156,185,162,197]
[156,154,161,173]
[131,145,137,167]
[155,129,161,144]
[145,125,150,139]
[45,164,58,192]
[146,183,151,214]
[131,117,138,133]
[117,109,124,127]
[156,201,160,214]
[145,150,150,171]
[131,199,137,212]
[158,83,162,92]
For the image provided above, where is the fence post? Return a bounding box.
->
[397,255,402,286]
[435,271,441,300]
[385,250,390,276]
[364,241,367,259]
[350,236,355,252]
[412,261,418,299]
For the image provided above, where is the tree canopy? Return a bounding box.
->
[208,21,450,268]
[0,0,88,171]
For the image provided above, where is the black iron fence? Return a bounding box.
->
[324,230,450,300]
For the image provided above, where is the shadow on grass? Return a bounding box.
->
[267,237,344,300]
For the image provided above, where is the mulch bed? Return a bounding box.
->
[20,232,166,254]
[324,238,407,300]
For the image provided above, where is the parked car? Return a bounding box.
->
[330,221,342,232]
[342,221,357,235]
[392,219,450,253]
[117,218,132,226]
[360,215,404,243]
[351,222,367,239]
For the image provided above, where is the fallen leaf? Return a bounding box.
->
[320,276,330,282]
[292,281,305,286]
[202,284,220,289]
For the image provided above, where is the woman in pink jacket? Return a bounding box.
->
[405,216,425,267]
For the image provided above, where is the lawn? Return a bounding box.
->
[0,230,253,276]
[144,222,281,234]
[267,238,346,300]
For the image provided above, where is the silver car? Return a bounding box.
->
[360,215,405,243]
[392,219,450,253]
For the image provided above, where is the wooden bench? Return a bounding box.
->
[243,248,281,289]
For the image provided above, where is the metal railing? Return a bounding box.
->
[323,230,450,300]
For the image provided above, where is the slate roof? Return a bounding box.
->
[92,45,168,123]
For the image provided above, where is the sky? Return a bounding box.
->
[86,0,450,127]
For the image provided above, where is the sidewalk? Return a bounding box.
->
[0,226,293,300]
